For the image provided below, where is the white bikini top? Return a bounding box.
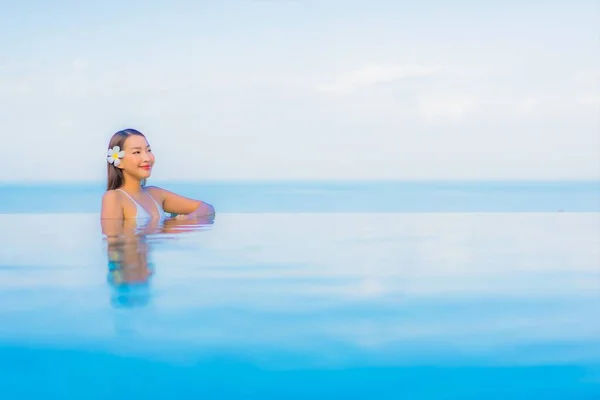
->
[116,189,167,221]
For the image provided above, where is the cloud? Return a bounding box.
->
[312,61,600,127]
[318,64,444,95]
[415,93,473,124]
[0,0,598,182]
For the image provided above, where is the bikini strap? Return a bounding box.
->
[116,189,162,217]
[147,192,163,210]
[115,189,139,205]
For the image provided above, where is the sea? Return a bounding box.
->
[0,180,599,399]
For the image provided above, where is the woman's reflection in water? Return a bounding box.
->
[102,215,215,308]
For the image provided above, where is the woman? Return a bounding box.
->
[100,128,215,223]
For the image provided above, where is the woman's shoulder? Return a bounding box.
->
[101,190,125,219]
[102,189,121,200]
[102,189,126,205]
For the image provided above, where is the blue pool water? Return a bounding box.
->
[0,181,599,398]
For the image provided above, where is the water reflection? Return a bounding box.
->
[102,215,215,308]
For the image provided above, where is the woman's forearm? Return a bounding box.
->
[172,202,215,221]
[193,201,215,217]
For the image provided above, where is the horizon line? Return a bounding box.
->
[0,178,599,187]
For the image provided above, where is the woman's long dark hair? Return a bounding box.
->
[106,129,146,191]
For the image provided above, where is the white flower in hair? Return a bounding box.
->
[107,146,125,167]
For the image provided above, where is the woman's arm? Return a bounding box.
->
[101,190,126,238]
[149,186,215,217]
[101,190,123,219]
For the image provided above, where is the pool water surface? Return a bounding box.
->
[0,212,599,399]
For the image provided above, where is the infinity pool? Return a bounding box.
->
[1,212,599,398]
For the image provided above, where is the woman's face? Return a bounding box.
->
[118,135,155,180]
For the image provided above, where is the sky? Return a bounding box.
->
[0,0,598,182]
